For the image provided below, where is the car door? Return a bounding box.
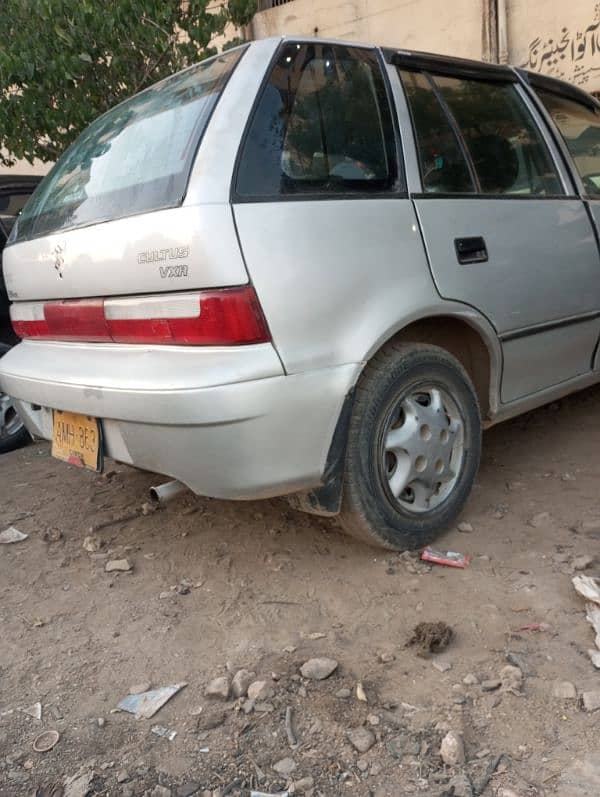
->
[398,66,600,403]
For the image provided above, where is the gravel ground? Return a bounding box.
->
[2,387,600,796]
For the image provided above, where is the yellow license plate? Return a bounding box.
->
[52,410,102,471]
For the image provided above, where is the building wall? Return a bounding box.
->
[508,0,600,89]
[252,0,487,59]
[253,0,600,93]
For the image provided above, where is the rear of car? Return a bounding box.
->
[0,40,359,499]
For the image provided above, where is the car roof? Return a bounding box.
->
[267,37,599,111]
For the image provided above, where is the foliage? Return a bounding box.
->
[0,0,256,165]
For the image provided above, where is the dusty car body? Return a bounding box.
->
[2,39,600,548]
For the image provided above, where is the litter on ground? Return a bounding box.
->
[0,527,28,544]
[117,683,187,720]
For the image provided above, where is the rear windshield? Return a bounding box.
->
[12,47,246,244]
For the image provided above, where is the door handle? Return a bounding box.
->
[455,236,488,265]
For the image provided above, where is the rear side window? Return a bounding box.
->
[537,90,600,197]
[13,47,246,243]
[400,70,475,193]
[435,77,563,196]
[235,43,398,198]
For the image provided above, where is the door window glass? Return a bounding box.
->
[236,43,398,197]
[400,70,475,193]
[537,91,600,197]
[435,76,563,196]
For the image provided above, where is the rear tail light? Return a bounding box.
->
[10,287,270,346]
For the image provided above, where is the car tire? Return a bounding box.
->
[339,342,481,550]
[0,343,30,454]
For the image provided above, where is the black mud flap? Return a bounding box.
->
[287,389,355,517]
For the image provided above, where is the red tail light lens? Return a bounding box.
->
[11,287,270,346]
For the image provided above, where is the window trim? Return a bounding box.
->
[230,40,406,204]
[399,67,568,200]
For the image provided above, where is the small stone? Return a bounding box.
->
[357,758,369,772]
[589,649,600,669]
[463,673,479,686]
[481,679,501,692]
[122,787,134,797]
[116,770,129,783]
[347,726,376,753]
[448,773,473,797]
[291,777,314,794]
[247,680,274,701]
[177,783,201,797]
[205,677,230,701]
[574,554,595,571]
[582,690,600,712]
[500,664,523,694]
[283,645,297,654]
[552,681,577,700]
[273,757,297,776]
[457,522,473,533]
[528,511,551,528]
[300,657,338,680]
[476,748,491,759]
[150,787,171,797]
[83,535,102,552]
[97,717,105,728]
[141,501,158,515]
[367,713,380,726]
[105,558,132,573]
[336,688,351,699]
[129,682,151,695]
[497,790,522,797]
[298,685,307,698]
[356,682,368,702]
[433,659,452,673]
[378,652,395,663]
[440,730,465,766]
[231,669,255,699]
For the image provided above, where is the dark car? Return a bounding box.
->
[0,175,41,453]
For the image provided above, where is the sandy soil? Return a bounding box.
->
[2,387,600,797]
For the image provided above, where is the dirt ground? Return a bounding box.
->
[2,387,600,797]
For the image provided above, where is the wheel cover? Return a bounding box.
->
[379,383,465,515]
[0,392,25,441]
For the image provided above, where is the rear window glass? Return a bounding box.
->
[13,47,246,243]
[236,42,398,198]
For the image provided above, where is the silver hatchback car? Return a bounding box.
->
[3,38,600,549]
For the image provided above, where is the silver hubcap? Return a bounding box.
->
[381,385,465,514]
[0,392,24,441]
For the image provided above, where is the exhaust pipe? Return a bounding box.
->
[149,479,187,504]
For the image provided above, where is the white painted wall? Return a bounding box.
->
[253,0,600,92]
[252,0,486,59]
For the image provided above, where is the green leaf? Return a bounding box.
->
[78,52,92,63]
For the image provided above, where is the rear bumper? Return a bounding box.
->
[0,340,359,499]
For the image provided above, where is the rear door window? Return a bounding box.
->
[401,70,564,196]
[13,47,246,243]
[435,76,563,196]
[235,43,399,198]
[536,90,600,197]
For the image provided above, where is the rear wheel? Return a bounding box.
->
[340,343,481,550]
[0,343,30,454]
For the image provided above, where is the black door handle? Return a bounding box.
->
[455,236,488,264]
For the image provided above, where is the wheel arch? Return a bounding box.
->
[361,307,502,422]
[289,306,501,518]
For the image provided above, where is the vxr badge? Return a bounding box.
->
[53,241,66,278]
